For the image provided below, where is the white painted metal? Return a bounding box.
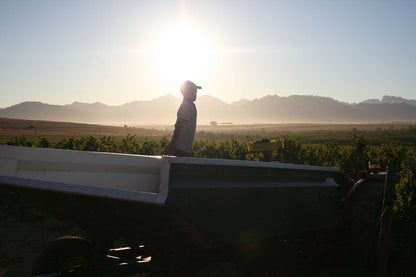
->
[0,145,169,204]
[0,145,339,204]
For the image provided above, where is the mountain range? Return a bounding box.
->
[0,95,415,125]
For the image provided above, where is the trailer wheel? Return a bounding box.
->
[350,179,384,264]
[197,262,245,277]
[32,236,93,276]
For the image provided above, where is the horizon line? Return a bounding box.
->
[1,93,414,109]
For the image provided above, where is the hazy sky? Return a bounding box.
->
[1,0,415,108]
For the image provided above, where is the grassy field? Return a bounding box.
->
[2,117,416,146]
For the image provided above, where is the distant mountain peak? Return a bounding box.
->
[153,94,177,101]
[67,101,85,106]
[360,95,416,106]
[19,101,44,105]
[361,98,381,104]
[198,94,227,105]
[67,101,108,108]
[11,101,49,108]
[263,94,280,99]
[199,94,222,99]
[231,99,250,106]
[382,95,411,103]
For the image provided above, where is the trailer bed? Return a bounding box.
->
[0,145,341,246]
[0,145,339,205]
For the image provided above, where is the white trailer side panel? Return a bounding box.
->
[0,145,169,204]
[0,145,339,204]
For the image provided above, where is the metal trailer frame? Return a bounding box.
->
[0,145,354,276]
[0,145,338,204]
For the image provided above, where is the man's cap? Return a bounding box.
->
[181,80,202,91]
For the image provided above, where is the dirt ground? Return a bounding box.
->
[0,192,75,277]
[0,117,166,138]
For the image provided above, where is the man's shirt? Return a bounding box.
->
[174,100,197,154]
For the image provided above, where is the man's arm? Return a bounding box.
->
[166,119,186,155]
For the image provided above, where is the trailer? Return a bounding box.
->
[0,145,387,276]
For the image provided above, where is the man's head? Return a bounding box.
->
[181,80,201,102]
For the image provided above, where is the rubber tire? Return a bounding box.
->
[350,180,384,264]
[32,236,93,276]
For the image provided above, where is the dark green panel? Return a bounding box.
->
[167,164,339,247]
[169,164,333,187]
[167,187,339,246]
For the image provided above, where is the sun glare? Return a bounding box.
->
[153,24,214,91]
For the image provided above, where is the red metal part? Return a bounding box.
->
[342,173,386,202]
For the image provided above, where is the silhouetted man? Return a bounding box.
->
[166,80,201,156]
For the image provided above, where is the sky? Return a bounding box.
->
[1,0,415,108]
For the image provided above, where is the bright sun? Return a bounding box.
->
[153,24,214,87]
